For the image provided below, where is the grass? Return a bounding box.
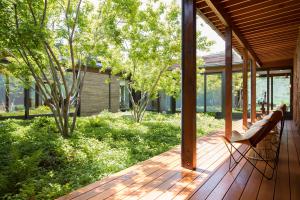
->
[0,111,224,200]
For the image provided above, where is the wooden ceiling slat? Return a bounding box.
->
[240,18,300,33]
[197,0,299,68]
[247,36,298,44]
[202,0,262,66]
[243,22,300,35]
[227,0,297,17]
[255,45,296,51]
[235,11,300,28]
[247,33,298,41]
[221,0,260,8]
[246,28,299,39]
[233,3,300,24]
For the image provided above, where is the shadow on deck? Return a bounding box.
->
[58,120,300,200]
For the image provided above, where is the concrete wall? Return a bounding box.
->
[293,29,300,127]
[80,71,119,116]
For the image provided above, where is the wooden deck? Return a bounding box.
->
[58,120,300,200]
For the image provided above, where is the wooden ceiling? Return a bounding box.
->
[196,0,300,68]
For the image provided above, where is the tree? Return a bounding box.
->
[99,0,214,122]
[0,0,102,137]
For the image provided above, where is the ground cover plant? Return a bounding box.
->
[0,111,223,200]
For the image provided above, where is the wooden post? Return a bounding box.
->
[224,26,232,139]
[204,73,207,113]
[24,88,30,119]
[242,49,248,129]
[251,59,257,123]
[271,76,273,110]
[181,0,197,170]
[267,70,270,114]
[5,75,9,112]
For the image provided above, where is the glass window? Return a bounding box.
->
[197,73,204,112]
[206,73,222,112]
[272,75,291,111]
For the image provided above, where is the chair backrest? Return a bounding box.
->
[248,110,283,146]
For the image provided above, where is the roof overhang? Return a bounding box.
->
[196,0,300,69]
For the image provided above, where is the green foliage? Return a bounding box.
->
[0,112,223,199]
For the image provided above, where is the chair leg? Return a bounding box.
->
[224,142,250,172]
[224,141,276,180]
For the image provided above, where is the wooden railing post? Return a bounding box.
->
[181,0,197,170]
[251,58,257,123]
[242,49,248,129]
[225,26,232,139]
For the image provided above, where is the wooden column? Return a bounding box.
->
[204,73,207,113]
[271,76,273,110]
[242,49,248,129]
[181,0,197,170]
[251,59,257,123]
[224,26,232,139]
[267,70,270,114]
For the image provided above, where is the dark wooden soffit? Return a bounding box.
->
[196,0,300,68]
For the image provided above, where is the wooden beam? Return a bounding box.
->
[225,26,232,138]
[203,0,262,67]
[251,58,257,123]
[242,49,248,129]
[181,0,197,170]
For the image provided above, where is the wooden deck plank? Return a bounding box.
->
[223,160,256,200]
[240,161,266,200]
[205,156,247,200]
[274,121,291,200]
[287,121,300,200]
[116,136,225,200]
[136,136,227,200]
[100,136,223,200]
[186,145,248,200]
[156,143,229,200]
